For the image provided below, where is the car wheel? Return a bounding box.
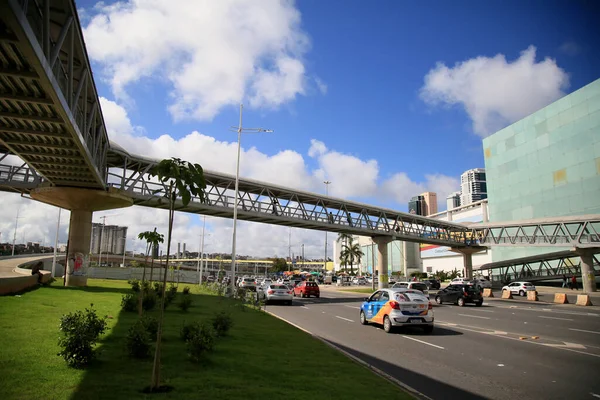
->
[435,296,442,305]
[475,300,483,307]
[316,294,320,298]
[301,292,305,298]
[457,297,465,307]
[519,290,525,297]
[287,300,292,305]
[360,311,368,325]
[422,325,434,334]
[383,315,394,333]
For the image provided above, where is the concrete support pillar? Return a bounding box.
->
[65,210,92,286]
[449,246,487,279]
[576,248,597,293]
[373,237,392,289]
[30,186,133,287]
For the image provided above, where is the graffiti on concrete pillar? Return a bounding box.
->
[68,252,88,276]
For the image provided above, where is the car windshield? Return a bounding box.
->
[411,283,427,291]
[523,283,533,286]
[271,285,288,290]
[306,282,317,287]
[463,285,477,293]
[243,278,254,282]
[395,292,427,302]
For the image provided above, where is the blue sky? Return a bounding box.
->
[2,0,599,257]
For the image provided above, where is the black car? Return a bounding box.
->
[423,279,441,290]
[434,284,483,306]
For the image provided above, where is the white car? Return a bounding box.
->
[360,288,434,333]
[392,281,430,298]
[258,284,293,305]
[502,281,536,296]
[451,277,470,284]
[473,278,492,289]
[239,277,257,290]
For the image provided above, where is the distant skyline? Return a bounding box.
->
[1,0,599,258]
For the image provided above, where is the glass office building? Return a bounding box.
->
[483,78,600,261]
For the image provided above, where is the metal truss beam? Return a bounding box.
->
[472,216,600,248]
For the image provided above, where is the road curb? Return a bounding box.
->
[266,310,432,400]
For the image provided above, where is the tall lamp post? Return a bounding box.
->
[198,215,206,285]
[229,104,273,294]
[11,207,21,256]
[323,180,331,273]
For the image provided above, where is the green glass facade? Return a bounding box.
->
[483,78,600,261]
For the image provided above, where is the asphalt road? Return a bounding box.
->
[265,287,600,400]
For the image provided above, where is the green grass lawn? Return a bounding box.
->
[342,288,377,294]
[0,279,411,400]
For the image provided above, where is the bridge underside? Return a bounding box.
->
[0,0,108,188]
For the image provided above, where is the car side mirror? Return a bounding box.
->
[364,297,369,302]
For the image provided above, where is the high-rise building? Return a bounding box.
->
[460,168,487,206]
[446,191,461,210]
[420,192,438,216]
[408,195,425,215]
[91,224,128,255]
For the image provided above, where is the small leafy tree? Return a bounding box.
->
[148,157,206,391]
[57,304,107,368]
[137,228,164,316]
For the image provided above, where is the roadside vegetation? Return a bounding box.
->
[0,279,411,399]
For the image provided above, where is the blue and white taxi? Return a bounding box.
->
[359,288,434,334]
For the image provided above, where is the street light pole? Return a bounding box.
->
[323,180,331,273]
[11,207,20,256]
[51,208,62,277]
[229,104,273,295]
[198,215,206,285]
[121,236,127,267]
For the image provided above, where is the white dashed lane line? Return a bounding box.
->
[401,335,445,350]
[570,328,600,335]
[458,313,491,320]
[335,316,354,323]
[539,316,574,321]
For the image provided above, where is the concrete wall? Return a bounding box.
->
[483,78,600,261]
[88,267,201,284]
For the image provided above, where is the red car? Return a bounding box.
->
[293,281,320,298]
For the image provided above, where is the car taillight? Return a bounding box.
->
[287,290,292,294]
[267,290,274,294]
[389,301,400,310]
[428,302,433,310]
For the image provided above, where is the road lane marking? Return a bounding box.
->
[544,342,586,349]
[335,316,354,323]
[591,393,600,399]
[484,331,508,335]
[569,328,600,335]
[472,309,494,313]
[301,306,310,310]
[344,305,360,309]
[401,335,445,350]
[539,316,573,321]
[458,313,490,319]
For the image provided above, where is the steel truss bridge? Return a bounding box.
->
[1,0,599,254]
[479,250,600,287]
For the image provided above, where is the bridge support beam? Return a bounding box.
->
[30,187,133,286]
[576,248,598,293]
[449,247,487,279]
[373,237,393,289]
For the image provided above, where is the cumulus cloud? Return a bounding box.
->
[0,100,460,258]
[83,0,313,120]
[420,46,570,137]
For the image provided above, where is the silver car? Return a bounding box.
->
[258,284,293,305]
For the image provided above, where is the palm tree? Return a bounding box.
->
[339,251,349,272]
[337,233,353,272]
[340,240,364,275]
[137,228,164,316]
[148,157,206,391]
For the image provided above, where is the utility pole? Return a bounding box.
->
[371,239,376,291]
[324,180,331,273]
[98,216,106,267]
[51,208,62,277]
[198,215,206,284]
[11,207,20,256]
[301,243,305,270]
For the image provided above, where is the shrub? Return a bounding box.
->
[153,282,164,295]
[57,304,107,368]
[165,284,178,307]
[142,290,157,311]
[211,312,233,337]
[121,293,137,312]
[141,315,158,340]
[178,295,193,312]
[128,279,141,292]
[182,286,191,295]
[186,323,216,362]
[126,320,151,359]
[180,321,200,342]
[140,280,152,293]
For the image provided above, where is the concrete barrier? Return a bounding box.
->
[526,290,538,301]
[501,290,513,299]
[483,288,494,297]
[576,295,593,306]
[553,293,569,304]
[0,271,51,295]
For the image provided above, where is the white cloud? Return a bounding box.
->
[83,0,313,121]
[420,46,570,137]
[0,100,460,259]
[314,77,328,95]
